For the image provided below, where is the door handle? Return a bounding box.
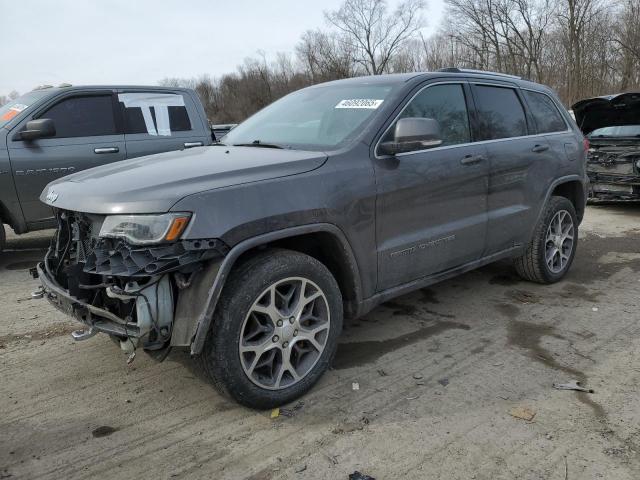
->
[532,144,549,153]
[460,154,485,165]
[184,142,204,148]
[94,147,119,154]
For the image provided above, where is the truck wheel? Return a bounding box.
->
[199,249,343,409]
[0,224,5,253]
[514,196,578,284]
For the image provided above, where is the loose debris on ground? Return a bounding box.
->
[509,406,537,422]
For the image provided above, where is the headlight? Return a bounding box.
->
[99,213,191,245]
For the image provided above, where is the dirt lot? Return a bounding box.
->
[1,204,640,480]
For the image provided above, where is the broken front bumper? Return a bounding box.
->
[36,263,139,339]
[588,172,640,199]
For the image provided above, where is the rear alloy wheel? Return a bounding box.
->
[544,210,575,274]
[199,249,343,409]
[514,196,578,284]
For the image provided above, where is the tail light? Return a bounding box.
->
[583,137,590,152]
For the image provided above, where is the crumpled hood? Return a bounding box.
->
[572,92,640,135]
[41,146,327,214]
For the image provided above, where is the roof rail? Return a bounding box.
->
[437,67,521,80]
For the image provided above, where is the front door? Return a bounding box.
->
[374,82,489,290]
[7,92,126,226]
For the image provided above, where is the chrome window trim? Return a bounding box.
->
[393,130,572,158]
[375,81,572,160]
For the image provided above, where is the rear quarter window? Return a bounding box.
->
[523,90,567,134]
[473,85,527,140]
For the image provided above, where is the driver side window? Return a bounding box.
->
[384,84,471,146]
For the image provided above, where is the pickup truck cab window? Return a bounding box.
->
[38,95,117,138]
[119,92,192,136]
[473,85,527,140]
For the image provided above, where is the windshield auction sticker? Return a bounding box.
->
[1,103,28,121]
[335,99,384,109]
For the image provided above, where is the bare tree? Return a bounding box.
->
[613,0,640,89]
[325,0,426,74]
[296,30,360,81]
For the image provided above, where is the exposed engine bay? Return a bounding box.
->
[36,209,228,362]
[572,92,640,200]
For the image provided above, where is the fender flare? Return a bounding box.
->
[189,223,362,355]
[526,174,587,244]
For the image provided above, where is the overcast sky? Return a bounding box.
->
[0,0,445,95]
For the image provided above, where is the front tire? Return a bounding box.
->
[514,196,578,284]
[199,249,343,409]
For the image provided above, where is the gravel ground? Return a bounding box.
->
[1,204,639,480]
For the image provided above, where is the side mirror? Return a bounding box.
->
[20,118,56,141]
[379,117,443,155]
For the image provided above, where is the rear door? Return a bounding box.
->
[118,90,210,159]
[470,83,556,255]
[7,91,126,226]
[374,82,489,290]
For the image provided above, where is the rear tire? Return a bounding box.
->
[514,196,578,284]
[198,249,343,409]
[0,224,5,253]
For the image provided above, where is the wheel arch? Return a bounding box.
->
[526,175,586,246]
[188,223,362,355]
[550,179,586,223]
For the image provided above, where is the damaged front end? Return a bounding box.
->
[572,92,640,200]
[35,209,228,361]
[586,142,640,200]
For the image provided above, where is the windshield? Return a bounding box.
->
[0,90,50,128]
[221,83,398,150]
[588,125,640,138]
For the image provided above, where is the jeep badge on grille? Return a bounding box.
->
[46,190,58,203]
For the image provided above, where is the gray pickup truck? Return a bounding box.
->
[0,85,216,250]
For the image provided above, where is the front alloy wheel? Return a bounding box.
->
[240,277,331,390]
[199,249,343,409]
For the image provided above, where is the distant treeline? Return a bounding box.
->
[164,0,640,123]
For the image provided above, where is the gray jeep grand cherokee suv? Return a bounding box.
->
[35,69,588,408]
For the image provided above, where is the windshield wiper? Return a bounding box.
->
[232,140,286,149]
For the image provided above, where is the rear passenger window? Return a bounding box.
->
[473,86,527,140]
[119,92,192,136]
[40,95,116,138]
[523,90,567,133]
[385,83,471,146]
